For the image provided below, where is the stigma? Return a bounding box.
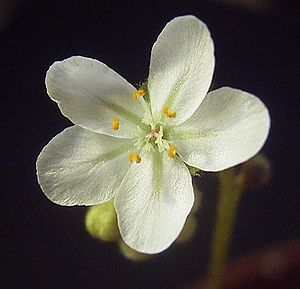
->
[149,127,160,141]
[162,107,176,118]
[112,117,120,130]
[132,89,145,100]
[128,153,142,163]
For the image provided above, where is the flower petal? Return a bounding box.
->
[167,87,270,171]
[148,15,215,125]
[46,56,145,138]
[36,126,133,206]
[114,151,194,254]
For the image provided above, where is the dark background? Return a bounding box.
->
[1,0,299,288]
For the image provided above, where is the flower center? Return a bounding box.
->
[131,87,178,161]
[149,128,160,141]
[111,86,178,163]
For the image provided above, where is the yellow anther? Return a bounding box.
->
[112,117,120,130]
[168,145,177,158]
[128,153,142,163]
[132,89,145,100]
[162,106,176,118]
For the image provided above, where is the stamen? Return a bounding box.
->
[168,145,177,158]
[128,153,142,163]
[132,89,145,100]
[112,117,120,130]
[162,106,176,118]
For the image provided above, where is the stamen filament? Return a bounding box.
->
[139,94,153,125]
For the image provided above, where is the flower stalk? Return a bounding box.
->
[207,168,243,289]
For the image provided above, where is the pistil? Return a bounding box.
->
[149,128,160,141]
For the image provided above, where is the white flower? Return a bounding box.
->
[36,15,270,254]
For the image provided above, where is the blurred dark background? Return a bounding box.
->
[1,0,299,288]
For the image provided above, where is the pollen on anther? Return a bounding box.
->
[132,89,145,100]
[112,117,120,130]
[128,153,141,163]
[163,106,176,118]
[168,145,177,158]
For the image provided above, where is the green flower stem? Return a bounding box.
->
[207,168,243,289]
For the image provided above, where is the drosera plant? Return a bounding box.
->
[36,15,270,257]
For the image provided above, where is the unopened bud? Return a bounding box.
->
[236,154,271,191]
[119,241,151,262]
[85,200,120,242]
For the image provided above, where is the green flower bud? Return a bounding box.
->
[236,154,271,191]
[85,200,120,242]
[119,240,151,262]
